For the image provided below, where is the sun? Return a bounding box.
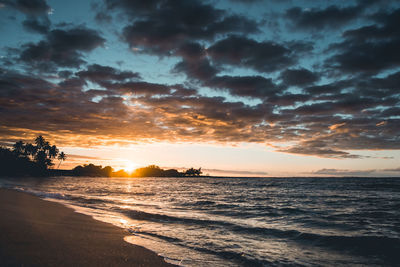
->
[124,162,137,173]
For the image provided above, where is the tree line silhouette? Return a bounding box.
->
[72,164,202,178]
[0,136,66,177]
[0,136,203,178]
[131,165,202,177]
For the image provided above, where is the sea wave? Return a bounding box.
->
[2,177,400,266]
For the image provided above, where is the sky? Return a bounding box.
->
[0,0,400,177]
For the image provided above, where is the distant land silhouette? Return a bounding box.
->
[72,164,202,177]
[0,136,202,178]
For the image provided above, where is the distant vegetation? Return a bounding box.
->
[0,136,66,177]
[1,136,203,178]
[72,164,202,178]
[72,164,113,177]
[132,165,202,177]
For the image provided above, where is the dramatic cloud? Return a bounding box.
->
[19,27,105,70]
[0,0,399,162]
[207,75,279,99]
[115,0,259,54]
[22,16,50,34]
[0,69,275,145]
[285,4,363,31]
[1,0,52,34]
[279,144,362,159]
[327,8,400,74]
[1,0,50,15]
[280,68,319,86]
[77,64,141,83]
[207,35,306,73]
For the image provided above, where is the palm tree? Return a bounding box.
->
[57,152,66,169]
[33,136,56,169]
[24,143,37,160]
[185,167,202,176]
[35,136,45,149]
[12,141,25,156]
[195,167,202,176]
[43,141,50,154]
[35,150,48,169]
[49,145,59,159]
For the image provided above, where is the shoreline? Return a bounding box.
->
[0,188,174,267]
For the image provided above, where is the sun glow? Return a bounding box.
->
[124,162,137,173]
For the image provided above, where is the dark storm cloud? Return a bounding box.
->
[285,4,363,31]
[172,42,220,81]
[327,8,400,74]
[280,68,319,86]
[101,81,174,96]
[107,0,259,54]
[366,71,400,91]
[207,35,309,73]
[172,41,284,99]
[102,0,161,16]
[267,93,310,106]
[207,75,279,99]
[173,59,219,81]
[76,64,184,97]
[19,27,105,69]
[77,64,141,83]
[175,42,206,60]
[1,0,50,15]
[292,96,380,115]
[122,17,258,55]
[229,0,263,3]
[280,146,361,159]
[381,107,400,118]
[1,0,52,35]
[22,16,50,34]
[304,81,346,95]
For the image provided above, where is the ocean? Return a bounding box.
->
[1,177,399,266]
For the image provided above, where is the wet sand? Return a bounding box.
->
[0,188,174,266]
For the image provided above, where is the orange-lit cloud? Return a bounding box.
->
[1,0,399,164]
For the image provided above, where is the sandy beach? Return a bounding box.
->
[0,188,173,267]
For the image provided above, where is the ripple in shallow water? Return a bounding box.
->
[1,177,400,266]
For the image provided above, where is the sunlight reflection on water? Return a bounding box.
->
[1,177,400,266]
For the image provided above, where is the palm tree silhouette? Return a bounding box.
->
[35,135,45,149]
[13,141,25,155]
[49,145,59,159]
[57,152,67,169]
[24,143,37,159]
